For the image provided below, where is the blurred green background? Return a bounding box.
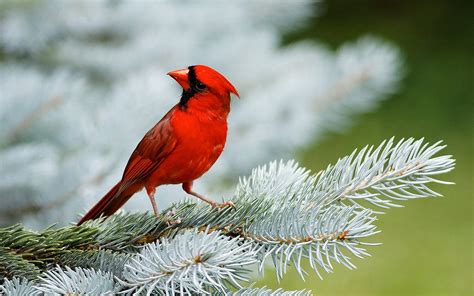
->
[258,1,473,295]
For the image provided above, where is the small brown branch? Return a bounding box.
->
[237,229,350,245]
[6,96,63,142]
[315,68,370,110]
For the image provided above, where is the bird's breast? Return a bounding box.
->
[148,109,228,185]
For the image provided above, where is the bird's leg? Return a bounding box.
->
[147,186,181,225]
[146,186,159,217]
[182,182,235,208]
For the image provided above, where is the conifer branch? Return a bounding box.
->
[0,138,454,294]
[0,277,39,296]
[36,266,121,295]
[119,230,259,294]
[234,287,311,295]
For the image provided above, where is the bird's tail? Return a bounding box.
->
[77,181,137,225]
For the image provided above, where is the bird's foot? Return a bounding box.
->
[164,208,176,217]
[162,209,181,226]
[165,218,182,226]
[211,201,235,209]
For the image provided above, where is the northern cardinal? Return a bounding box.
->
[78,65,238,225]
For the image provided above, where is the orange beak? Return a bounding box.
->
[167,68,190,90]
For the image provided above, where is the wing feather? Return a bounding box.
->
[121,110,177,185]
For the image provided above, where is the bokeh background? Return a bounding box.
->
[0,0,472,295]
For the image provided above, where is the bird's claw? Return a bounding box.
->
[211,201,235,209]
[161,209,181,226]
[166,218,182,226]
[164,209,176,217]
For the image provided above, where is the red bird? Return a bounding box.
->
[78,65,238,225]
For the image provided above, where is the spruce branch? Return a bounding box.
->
[228,138,454,278]
[234,287,311,295]
[0,250,41,282]
[80,212,167,251]
[36,266,121,295]
[119,230,259,295]
[57,250,130,278]
[314,137,455,208]
[0,277,39,296]
[0,138,454,294]
[244,205,377,279]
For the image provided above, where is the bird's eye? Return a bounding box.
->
[195,81,206,91]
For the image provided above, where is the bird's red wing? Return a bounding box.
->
[121,112,178,185]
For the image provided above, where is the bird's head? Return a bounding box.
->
[167,65,239,111]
